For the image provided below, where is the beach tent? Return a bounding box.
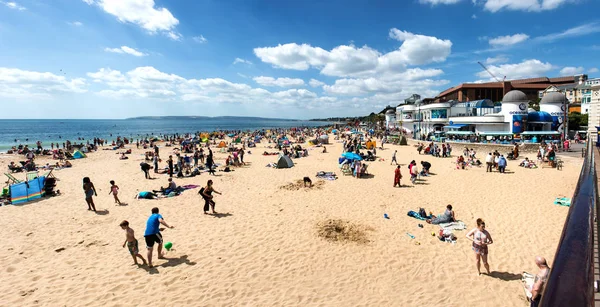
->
[72,150,86,159]
[218,141,227,148]
[10,176,45,205]
[318,135,329,144]
[276,155,294,169]
[233,137,242,144]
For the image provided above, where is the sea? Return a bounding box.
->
[0,118,334,152]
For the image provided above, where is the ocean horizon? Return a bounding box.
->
[0,118,334,152]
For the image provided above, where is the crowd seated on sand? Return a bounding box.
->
[417,142,452,158]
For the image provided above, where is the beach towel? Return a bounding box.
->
[407,210,432,220]
[438,221,467,231]
[554,197,571,207]
[181,184,200,190]
[522,272,535,299]
[316,171,337,180]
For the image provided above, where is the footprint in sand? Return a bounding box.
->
[6,266,16,273]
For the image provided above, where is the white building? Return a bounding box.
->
[589,84,600,143]
[385,109,397,129]
[396,90,564,142]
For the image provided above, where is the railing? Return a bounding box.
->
[540,141,597,306]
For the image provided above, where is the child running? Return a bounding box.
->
[120,220,147,266]
[109,180,121,205]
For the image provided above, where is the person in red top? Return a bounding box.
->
[394,165,402,187]
[408,160,417,184]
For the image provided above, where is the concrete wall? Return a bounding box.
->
[588,85,600,143]
[406,138,540,153]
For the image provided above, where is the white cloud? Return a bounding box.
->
[254,29,451,79]
[82,66,409,112]
[193,35,207,43]
[419,0,462,4]
[534,22,600,43]
[388,29,453,65]
[2,1,26,10]
[237,73,249,79]
[560,66,584,75]
[483,0,574,12]
[589,68,599,74]
[309,79,325,87]
[233,58,253,65]
[104,46,148,57]
[472,14,477,19]
[488,33,529,47]
[0,67,86,99]
[485,55,509,64]
[253,76,305,87]
[86,0,179,39]
[476,59,554,80]
[68,21,83,26]
[166,31,182,41]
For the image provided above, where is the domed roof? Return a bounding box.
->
[527,111,553,123]
[385,109,395,115]
[502,90,528,103]
[540,91,568,104]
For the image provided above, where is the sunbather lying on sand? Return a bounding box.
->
[426,205,455,224]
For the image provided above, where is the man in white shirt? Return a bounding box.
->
[485,153,494,172]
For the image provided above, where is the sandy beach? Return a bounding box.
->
[0,138,582,307]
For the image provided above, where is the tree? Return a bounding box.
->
[529,98,540,111]
[568,112,588,131]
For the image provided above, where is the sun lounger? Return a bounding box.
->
[438,221,467,231]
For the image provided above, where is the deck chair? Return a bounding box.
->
[26,171,39,181]
[4,173,22,185]
[341,163,353,176]
[40,169,57,180]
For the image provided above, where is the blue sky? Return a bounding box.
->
[0,0,599,119]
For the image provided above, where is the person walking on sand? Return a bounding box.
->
[393,165,402,187]
[391,150,398,165]
[200,179,222,214]
[466,218,493,275]
[83,177,97,212]
[144,207,174,268]
[109,180,121,205]
[527,256,550,307]
[120,220,147,266]
[167,155,174,178]
[153,154,159,174]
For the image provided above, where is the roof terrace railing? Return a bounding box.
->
[540,141,596,307]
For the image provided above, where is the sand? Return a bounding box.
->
[0,138,582,306]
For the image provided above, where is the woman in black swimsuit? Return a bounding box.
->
[200,180,222,214]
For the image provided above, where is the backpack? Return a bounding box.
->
[419,208,427,218]
[198,187,205,197]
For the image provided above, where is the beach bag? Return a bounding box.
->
[419,208,427,218]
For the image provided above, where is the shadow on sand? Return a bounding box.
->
[488,271,522,281]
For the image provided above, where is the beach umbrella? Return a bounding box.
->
[341,152,362,161]
[332,129,338,134]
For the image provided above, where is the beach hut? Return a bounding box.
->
[276,155,294,169]
[218,141,227,148]
[72,150,86,159]
[10,176,45,205]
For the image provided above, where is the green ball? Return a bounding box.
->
[164,242,173,250]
